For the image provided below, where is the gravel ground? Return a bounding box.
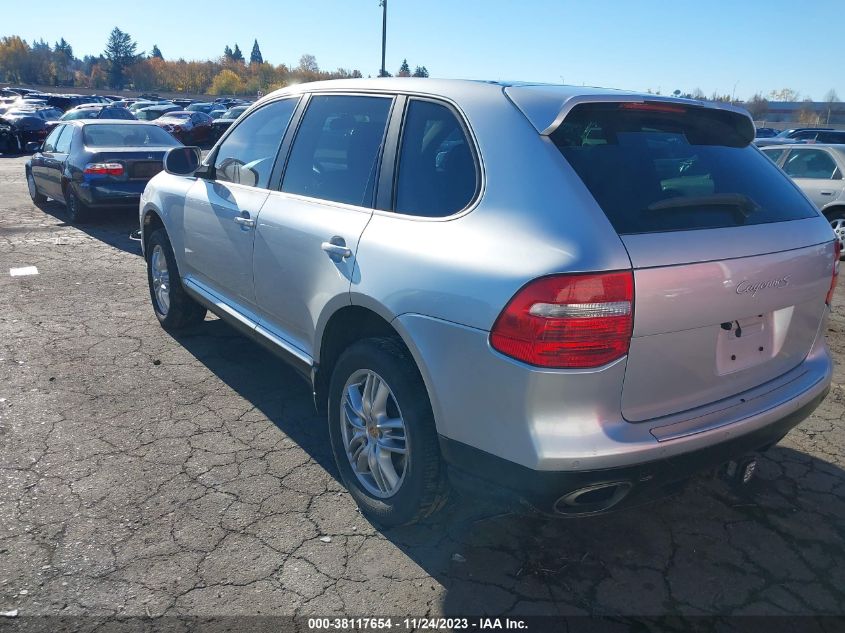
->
[1,153,844,621]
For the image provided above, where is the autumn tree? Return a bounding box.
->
[0,36,31,83]
[768,88,799,102]
[744,93,769,120]
[209,68,245,95]
[298,54,319,73]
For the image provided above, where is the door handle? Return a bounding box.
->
[321,239,352,261]
[234,211,255,228]
[820,191,834,196]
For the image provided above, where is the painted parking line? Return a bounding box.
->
[9,266,39,277]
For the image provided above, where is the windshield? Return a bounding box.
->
[223,107,247,118]
[82,124,181,147]
[63,109,100,120]
[135,109,170,121]
[552,103,818,234]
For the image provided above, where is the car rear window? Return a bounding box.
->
[82,124,180,147]
[552,103,818,234]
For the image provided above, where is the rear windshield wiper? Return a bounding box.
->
[646,194,761,219]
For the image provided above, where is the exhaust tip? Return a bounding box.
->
[553,481,632,515]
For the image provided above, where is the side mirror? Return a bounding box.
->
[25,142,42,153]
[163,146,201,176]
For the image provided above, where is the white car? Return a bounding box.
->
[761,144,845,248]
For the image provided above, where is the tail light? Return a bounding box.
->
[619,102,686,114]
[490,271,634,369]
[827,240,840,306]
[84,162,124,176]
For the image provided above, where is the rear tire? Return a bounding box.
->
[65,186,90,224]
[26,170,46,205]
[827,208,845,259]
[146,228,207,330]
[328,337,449,527]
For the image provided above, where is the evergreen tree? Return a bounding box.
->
[250,39,263,65]
[232,43,244,64]
[224,45,233,61]
[397,58,410,77]
[412,65,429,78]
[103,27,141,89]
[151,44,163,59]
[54,38,73,60]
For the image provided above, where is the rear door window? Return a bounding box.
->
[782,149,839,180]
[54,126,73,153]
[394,99,478,217]
[552,103,818,234]
[281,94,392,207]
[42,125,64,152]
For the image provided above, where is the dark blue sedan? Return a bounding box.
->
[24,120,182,223]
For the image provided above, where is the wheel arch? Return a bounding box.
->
[313,300,439,426]
[822,203,845,219]
[141,206,166,255]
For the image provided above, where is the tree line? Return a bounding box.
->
[0,29,431,96]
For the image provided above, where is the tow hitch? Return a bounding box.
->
[723,456,758,486]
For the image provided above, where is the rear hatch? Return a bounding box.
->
[546,100,834,421]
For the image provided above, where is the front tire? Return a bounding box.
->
[328,337,449,527]
[146,228,207,330]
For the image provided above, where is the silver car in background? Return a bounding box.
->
[139,79,836,525]
[761,144,845,248]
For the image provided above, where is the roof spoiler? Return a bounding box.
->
[504,87,756,146]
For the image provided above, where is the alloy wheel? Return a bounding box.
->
[150,245,171,316]
[340,369,408,498]
[831,218,845,250]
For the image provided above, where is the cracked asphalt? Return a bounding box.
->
[1,153,844,621]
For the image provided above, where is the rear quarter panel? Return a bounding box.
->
[351,88,632,332]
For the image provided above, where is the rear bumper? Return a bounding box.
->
[395,311,832,513]
[76,181,147,208]
[397,312,832,471]
[442,386,829,515]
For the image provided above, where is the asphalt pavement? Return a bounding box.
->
[1,153,844,622]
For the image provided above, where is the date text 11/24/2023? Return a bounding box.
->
[307,617,529,630]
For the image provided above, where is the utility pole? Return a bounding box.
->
[380,0,388,77]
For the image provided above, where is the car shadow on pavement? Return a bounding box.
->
[34,199,141,256]
[169,318,845,617]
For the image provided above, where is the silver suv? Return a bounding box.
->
[140,79,836,525]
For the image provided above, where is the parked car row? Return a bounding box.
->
[1,90,254,153]
[755,126,845,147]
